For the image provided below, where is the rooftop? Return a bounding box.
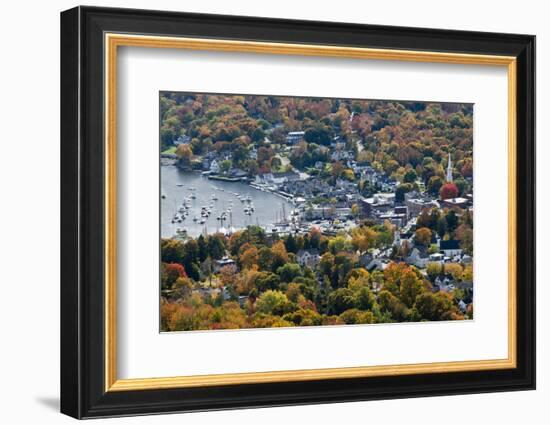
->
[440,240,460,250]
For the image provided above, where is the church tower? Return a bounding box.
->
[446,152,453,183]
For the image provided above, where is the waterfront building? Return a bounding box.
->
[209,159,220,174]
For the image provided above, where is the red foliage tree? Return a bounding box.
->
[163,263,187,288]
[439,183,459,200]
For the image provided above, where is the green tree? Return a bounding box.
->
[285,234,298,253]
[415,292,459,321]
[445,210,459,233]
[276,263,303,283]
[161,238,185,263]
[207,234,226,260]
[377,290,408,321]
[327,288,356,315]
[257,247,273,271]
[251,127,266,142]
[427,175,443,195]
[436,216,447,238]
[339,309,375,324]
[197,234,208,262]
[255,272,281,292]
[256,290,291,315]
[395,183,413,202]
[403,169,417,183]
[328,235,353,254]
[219,159,232,174]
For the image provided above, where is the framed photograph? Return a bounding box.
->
[60,6,536,419]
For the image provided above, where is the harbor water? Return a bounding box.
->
[161,166,294,238]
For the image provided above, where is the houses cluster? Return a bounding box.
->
[170,130,472,297]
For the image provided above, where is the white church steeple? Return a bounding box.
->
[446,152,453,183]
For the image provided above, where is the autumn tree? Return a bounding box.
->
[383,262,412,296]
[339,309,375,325]
[377,290,408,321]
[461,158,473,178]
[463,265,474,282]
[414,227,432,247]
[444,262,464,281]
[256,290,291,315]
[328,235,353,254]
[343,169,355,181]
[455,223,473,255]
[331,161,345,179]
[351,226,379,253]
[271,240,290,271]
[426,262,443,280]
[347,275,376,311]
[161,263,187,289]
[173,276,194,299]
[219,264,238,287]
[239,245,259,270]
[415,292,461,321]
[175,144,193,168]
[399,269,424,308]
[440,182,459,200]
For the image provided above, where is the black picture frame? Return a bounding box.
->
[61,5,536,419]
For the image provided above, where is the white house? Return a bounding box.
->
[429,252,445,263]
[209,159,220,174]
[257,171,300,185]
[297,249,321,268]
[405,248,429,269]
[286,131,305,145]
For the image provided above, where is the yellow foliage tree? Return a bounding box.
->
[444,262,464,281]
[239,245,259,269]
[351,226,379,253]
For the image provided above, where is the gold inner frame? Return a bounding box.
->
[104,33,517,392]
